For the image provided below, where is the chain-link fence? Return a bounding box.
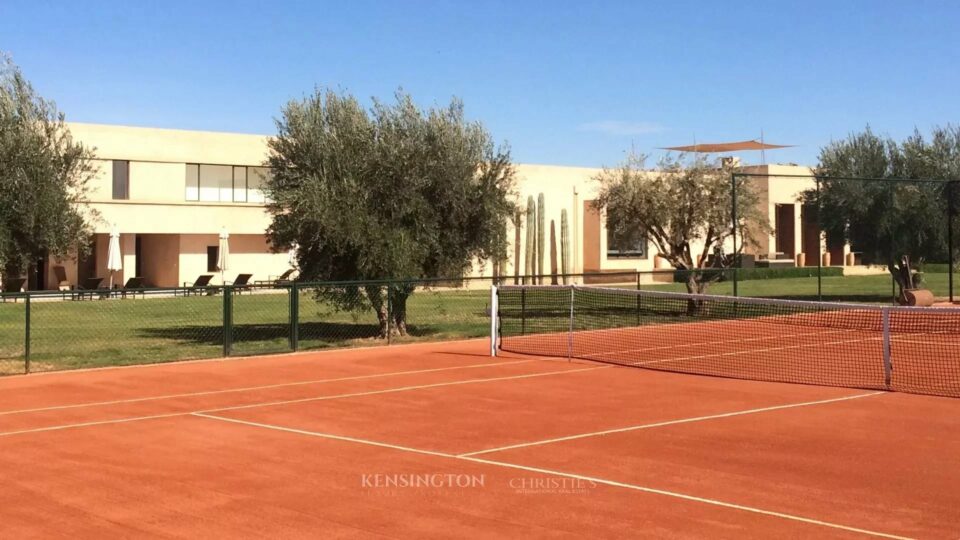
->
[0,277,510,376]
[4,235,957,378]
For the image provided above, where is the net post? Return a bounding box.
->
[489,285,498,357]
[881,307,892,389]
[222,285,233,357]
[567,286,575,361]
[24,293,31,374]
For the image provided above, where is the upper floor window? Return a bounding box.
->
[185,164,269,203]
[112,160,129,200]
[606,225,648,259]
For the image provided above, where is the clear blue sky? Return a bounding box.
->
[2,0,958,167]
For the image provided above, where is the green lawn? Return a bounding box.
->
[0,287,492,374]
[1,273,956,375]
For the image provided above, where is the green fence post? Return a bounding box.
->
[948,180,955,303]
[731,173,739,297]
[223,286,233,357]
[520,288,527,336]
[24,294,31,374]
[386,283,392,345]
[815,175,823,302]
[289,282,299,352]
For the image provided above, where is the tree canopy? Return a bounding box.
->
[594,153,766,298]
[265,89,516,336]
[807,125,960,294]
[0,55,96,280]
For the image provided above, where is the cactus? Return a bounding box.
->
[550,220,558,285]
[560,209,570,285]
[524,196,536,284]
[536,193,545,284]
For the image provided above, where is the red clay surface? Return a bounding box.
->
[1,339,958,538]
[503,317,960,398]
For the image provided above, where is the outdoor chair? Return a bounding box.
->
[53,265,72,291]
[119,276,146,299]
[226,273,254,294]
[254,269,295,287]
[74,277,106,300]
[1,277,27,303]
[181,274,214,296]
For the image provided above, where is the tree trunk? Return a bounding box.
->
[365,285,390,339]
[684,274,707,315]
[389,284,414,337]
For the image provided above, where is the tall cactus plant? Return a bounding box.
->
[560,208,570,285]
[524,196,536,284]
[536,193,545,284]
[550,219,558,285]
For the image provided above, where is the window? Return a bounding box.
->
[185,164,199,201]
[207,246,219,272]
[112,160,129,200]
[184,163,270,203]
[607,226,648,259]
[199,164,232,202]
[232,166,247,202]
[248,167,269,203]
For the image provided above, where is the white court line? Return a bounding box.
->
[587,336,883,368]
[191,412,911,540]
[0,412,187,438]
[458,391,885,457]
[2,336,491,379]
[0,364,608,437]
[0,359,535,417]
[199,365,610,414]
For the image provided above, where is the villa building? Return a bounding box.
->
[26,123,837,291]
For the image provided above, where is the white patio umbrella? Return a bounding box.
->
[288,243,298,269]
[217,228,230,284]
[106,225,123,289]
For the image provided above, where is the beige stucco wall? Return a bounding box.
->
[178,234,289,286]
[140,235,180,287]
[57,122,830,289]
[740,164,827,264]
[69,122,270,167]
[89,202,273,235]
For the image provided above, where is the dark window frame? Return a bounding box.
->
[606,226,649,260]
[186,163,200,201]
[206,246,219,272]
[112,160,130,200]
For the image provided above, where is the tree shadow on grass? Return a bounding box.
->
[139,321,454,347]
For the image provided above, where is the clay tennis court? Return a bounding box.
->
[1,337,958,538]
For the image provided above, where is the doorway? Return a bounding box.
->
[774,204,796,258]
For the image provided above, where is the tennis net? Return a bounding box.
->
[495,285,960,398]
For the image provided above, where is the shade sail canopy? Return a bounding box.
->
[659,139,793,153]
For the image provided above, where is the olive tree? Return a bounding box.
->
[265,90,516,336]
[0,55,96,283]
